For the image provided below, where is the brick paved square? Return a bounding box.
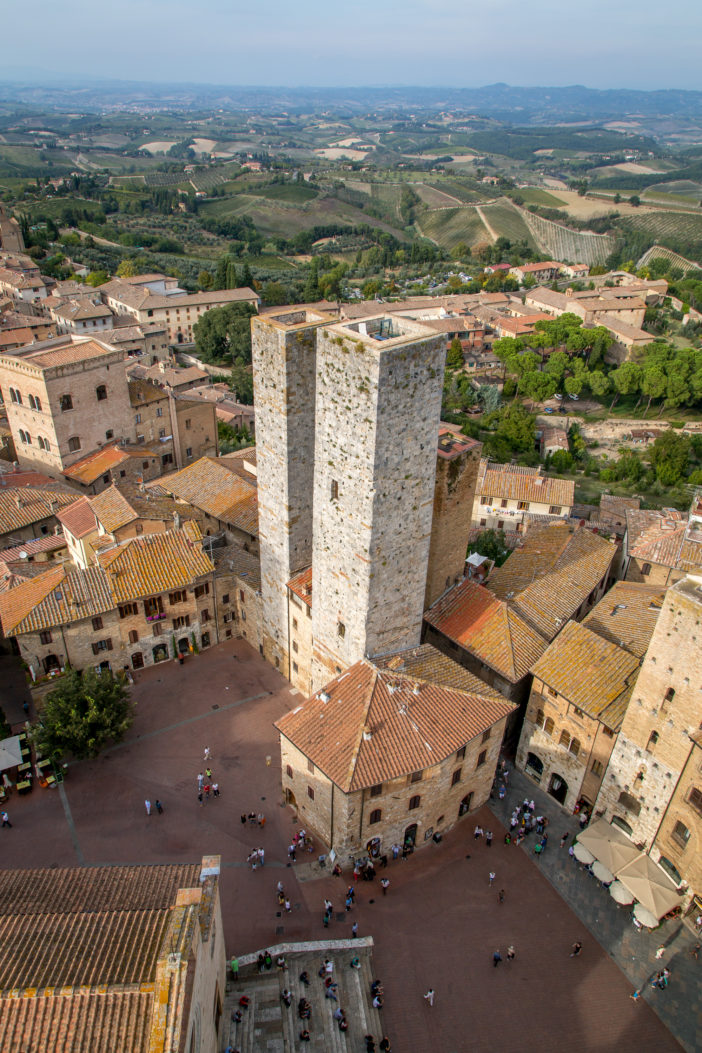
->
[0,640,685,1052]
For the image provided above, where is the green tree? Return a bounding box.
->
[649,431,691,485]
[487,401,535,458]
[544,351,569,379]
[550,449,574,472]
[587,371,611,399]
[467,529,509,567]
[198,269,214,290]
[262,281,287,307]
[664,371,691,412]
[303,258,320,302]
[116,259,137,278]
[521,370,558,403]
[193,302,257,365]
[609,362,642,410]
[229,362,254,405]
[31,668,133,762]
[564,375,583,397]
[446,337,464,371]
[641,364,667,416]
[478,384,501,414]
[85,270,108,287]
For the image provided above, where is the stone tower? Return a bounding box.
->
[309,315,446,691]
[251,309,334,672]
[425,428,482,609]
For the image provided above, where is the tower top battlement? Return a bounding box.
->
[330,314,436,348]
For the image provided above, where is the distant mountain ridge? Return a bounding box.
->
[1,80,702,121]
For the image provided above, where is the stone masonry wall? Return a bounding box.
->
[425,443,481,609]
[310,324,445,691]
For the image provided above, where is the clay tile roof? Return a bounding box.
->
[128,377,167,406]
[374,644,503,700]
[582,581,665,659]
[0,487,77,537]
[55,496,98,539]
[0,534,67,564]
[531,620,640,731]
[287,565,312,608]
[18,338,117,369]
[0,564,113,635]
[62,445,131,486]
[424,577,547,682]
[98,523,212,602]
[212,543,261,591]
[477,459,574,508]
[487,523,617,641]
[150,457,258,536]
[90,485,177,535]
[626,508,692,569]
[275,657,514,792]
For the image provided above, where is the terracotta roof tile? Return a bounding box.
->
[531,620,640,730]
[275,657,514,791]
[0,564,113,635]
[582,581,664,659]
[424,578,547,682]
[98,523,212,603]
[626,508,701,571]
[212,543,261,591]
[90,485,178,535]
[0,988,153,1053]
[0,534,67,564]
[374,644,503,699]
[13,338,118,370]
[0,487,77,537]
[55,496,98,539]
[150,457,258,536]
[62,445,132,486]
[477,459,574,508]
[287,566,312,608]
[487,523,617,641]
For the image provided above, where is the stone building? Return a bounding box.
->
[515,582,664,813]
[0,485,76,547]
[651,731,702,915]
[0,335,136,478]
[252,310,446,691]
[594,576,702,895]
[62,442,166,495]
[424,427,482,609]
[623,504,702,585]
[129,378,218,470]
[472,460,575,535]
[275,646,513,858]
[0,856,226,1053]
[108,322,170,364]
[0,523,217,677]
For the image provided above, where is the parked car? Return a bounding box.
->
[543,407,555,414]
[554,393,563,400]
[568,393,580,401]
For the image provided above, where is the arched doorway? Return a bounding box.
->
[366,837,381,858]
[458,792,474,817]
[131,652,144,669]
[404,823,418,848]
[525,752,544,782]
[43,654,60,674]
[178,637,190,654]
[548,773,568,804]
[152,643,168,663]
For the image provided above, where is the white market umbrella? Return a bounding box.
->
[633,902,660,928]
[592,860,615,884]
[573,842,595,864]
[0,736,23,773]
[618,855,680,918]
[610,881,634,905]
[577,818,641,874]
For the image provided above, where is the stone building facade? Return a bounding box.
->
[424,428,482,609]
[651,733,702,907]
[594,577,702,867]
[309,316,445,691]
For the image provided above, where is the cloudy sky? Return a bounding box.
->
[4,0,700,90]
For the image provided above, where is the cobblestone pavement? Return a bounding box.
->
[0,640,689,1053]
[488,765,700,1053]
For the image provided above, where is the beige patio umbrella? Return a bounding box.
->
[573,842,595,864]
[592,860,615,884]
[0,736,23,773]
[633,902,660,928]
[609,881,635,905]
[576,818,641,874]
[617,855,680,920]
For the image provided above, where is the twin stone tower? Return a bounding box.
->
[252,308,475,694]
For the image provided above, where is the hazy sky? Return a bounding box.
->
[4,0,701,90]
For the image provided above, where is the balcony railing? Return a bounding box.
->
[145,612,166,623]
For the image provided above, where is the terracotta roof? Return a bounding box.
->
[374,644,503,700]
[487,523,617,641]
[0,487,77,537]
[0,988,154,1053]
[424,577,547,682]
[582,581,664,659]
[212,543,261,591]
[477,459,574,508]
[275,657,514,792]
[626,508,697,570]
[599,495,641,521]
[288,565,312,608]
[128,377,167,406]
[90,485,178,535]
[10,337,118,370]
[219,447,258,482]
[0,534,67,564]
[531,620,640,731]
[0,525,212,633]
[150,457,258,536]
[98,522,212,603]
[55,496,98,539]
[62,445,161,487]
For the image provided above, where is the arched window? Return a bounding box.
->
[408,795,421,811]
[28,394,36,409]
[611,815,633,836]
[559,729,571,748]
[646,731,659,753]
[10,388,22,405]
[37,436,45,450]
[68,436,81,452]
[369,809,382,824]
[34,394,42,411]
[535,708,545,728]
[544,717,554,737]
[96,385,107,402]
[641,563,651,575]
[569,739,581,758]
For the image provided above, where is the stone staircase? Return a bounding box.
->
[222,940,385,1052]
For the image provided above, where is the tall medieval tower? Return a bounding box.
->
[251,310,333,672]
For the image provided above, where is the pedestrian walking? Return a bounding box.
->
[258,847,265,867]
[288,843,297,862]
[285,899,291,913]
[351,922,358,938]
[212,783,220,797]
[205,767,213,780]
[155,800,163,814]
[198,773,204,789]
[230,956,239,980]
[198,791,203,805]
[203,747,210,761]
[423,988,435,1006]
[392,843,401,859]
[381,877,390,895]
[570,941,583,958]
[258,813,265,827]
[498,889,505,905]
[655,945,665,960]
[1,810,11,828]
[324,898,333,913]
[493,950,502,967]
[486,830,493,847]
[474,825,483,840]
[506,945,515,962]
[560,832,569,848]
[204,784,211,799]
[241,813,247,825]
[345,895,353,911]
[145,799,151,816]
[489,871,496,886]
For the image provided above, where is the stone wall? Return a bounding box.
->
[288,591,313,696]
[651,740,702,895]
[310,321,445,690]
[425,442,481,609]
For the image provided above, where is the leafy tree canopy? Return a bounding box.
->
[31,668,133,762]
[193,302,257,365]
[467,528,509,567]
